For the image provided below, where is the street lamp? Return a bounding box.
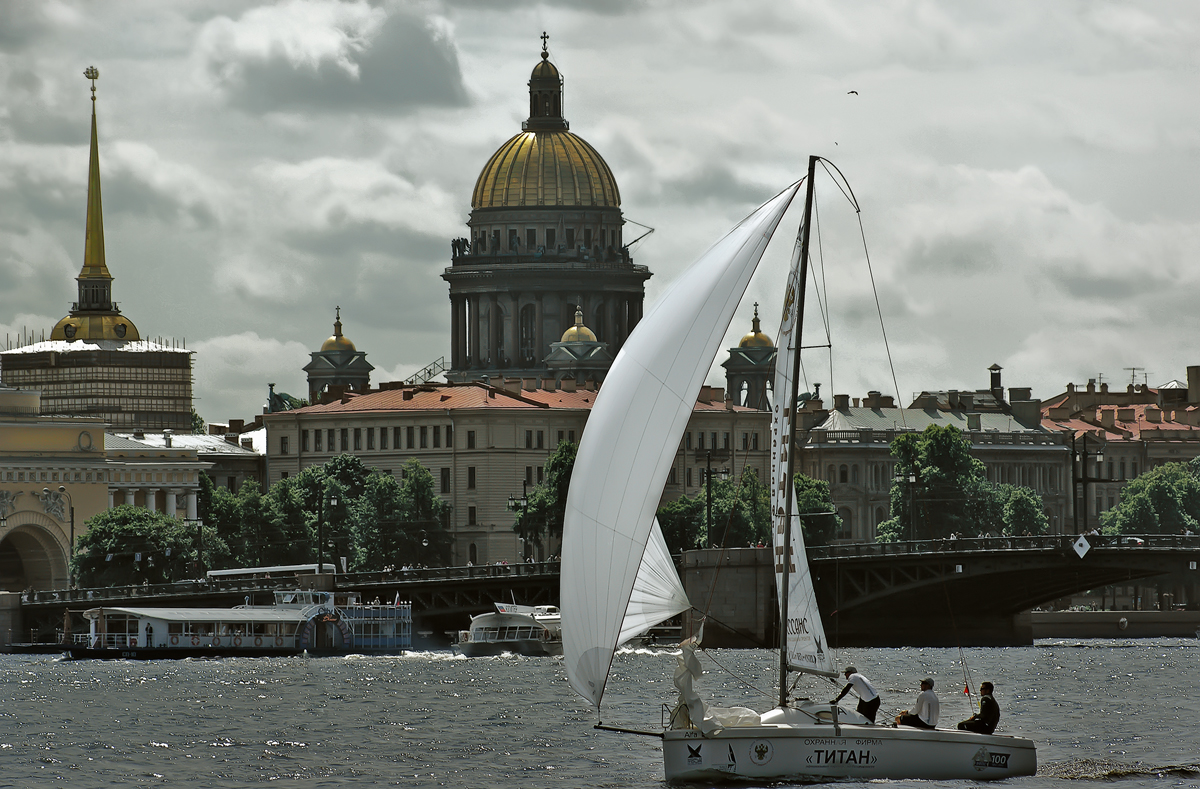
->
[317,493,338,574]
[1072,433,1106,533]
[508,480,530,560]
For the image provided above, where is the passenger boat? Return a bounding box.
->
[454,602,562,657]
[66,590,411,659]
[561,158,1037,782]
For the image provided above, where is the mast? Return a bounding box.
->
[778,154,818,708]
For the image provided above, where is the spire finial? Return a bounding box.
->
[84,65,98,105]
[334,305,343,336]
[751,302,761,333]
[540,31,549,59]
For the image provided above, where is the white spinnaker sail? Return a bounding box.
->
[770,230,838,678]
[562,184,802,709]
[620,518,689,647]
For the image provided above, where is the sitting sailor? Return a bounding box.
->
[895,677,939,729]
[957,681,1000,734]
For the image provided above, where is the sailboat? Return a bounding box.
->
[561,156,1037,782]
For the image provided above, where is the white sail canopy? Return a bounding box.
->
[620,518,689,648]
[562,184,802,709]
[770,231,838,678]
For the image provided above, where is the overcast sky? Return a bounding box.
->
[2,0,1198,424]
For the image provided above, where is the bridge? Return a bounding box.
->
[11,535,1200,648]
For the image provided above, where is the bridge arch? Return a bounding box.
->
[0,512,69,591]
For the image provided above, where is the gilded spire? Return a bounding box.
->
[81,66,110,281]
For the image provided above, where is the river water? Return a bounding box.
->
[2,639,1198,788]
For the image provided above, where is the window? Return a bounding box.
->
[557,430,564,444]
[1132,461,1138,478]
[839,465,849,484]
[508,228,519,250]
[536,430,544,449]
[711,432,717,450]
[340,429,348,451]
[379,428,387,450]
[314,430,323,452]
[467,430,476,449]
[697,432,704,450]
[526,228,536,249]
[668,467,677,484]
[301,430,309,452]
[723,432,730,450]
[852,465,859,484]
[742,433,748,450]
[686,433,693,450]
[280,436,290,455]
[526,466,534,485]
[392,427,400,449]
[354,428,362,451]
[569,430,575,443]
[566,227,575,247]
[446,425,453,446]
[584,228,592,248]
[1107,461,1114,480]
[686,468,693,487]
[440,467,450,494]
[468,506,477,525]
[407,426,415,449]
[751,433,759,450]
[327,429,335,452]
[546,228,556,248]
[468,467,476,489]
[1119,460,1126,481]
[420,426,428,448]
[526,430,533,449]
[433,426,441,448]
[537,467,544,484]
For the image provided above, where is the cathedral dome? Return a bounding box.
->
[737,304,773,348]
[320,308,356,352]
[471,131,620,210]
[560,308,597,342]
[51,314,140,342]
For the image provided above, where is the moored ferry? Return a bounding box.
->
[67,590,412,659]
[454,602,562,657]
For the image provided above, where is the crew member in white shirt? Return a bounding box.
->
[896,677,939,729]
[832,666,881,723]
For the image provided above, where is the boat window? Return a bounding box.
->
[168,623,183,635]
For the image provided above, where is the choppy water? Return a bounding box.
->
[2,639,1198,787]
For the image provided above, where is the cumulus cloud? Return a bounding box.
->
[192,332,312,420]
[195,0,469,113]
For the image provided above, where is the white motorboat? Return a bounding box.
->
[454,602,562,657]
[561,158,1037,782]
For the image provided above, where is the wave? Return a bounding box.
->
[1040,758,1200,780]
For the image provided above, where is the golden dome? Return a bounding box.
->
[472,130,620,210]
[738,303,773,348]
[320,307,356,352]
[561,308,597,342]
[51,313,140,342]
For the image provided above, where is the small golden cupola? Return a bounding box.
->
[321,306,357,352]
[738,303,773,348]
[51,66,140,342]
[560,307,597,343]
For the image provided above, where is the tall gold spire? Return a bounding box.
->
[51,66,139,342]
[80,65,110,280]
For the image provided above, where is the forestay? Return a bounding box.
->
[770,224,837,678]
[562,183,802,710]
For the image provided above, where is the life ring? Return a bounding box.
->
[254,636,263,647]
[191,635,200,646]
[130,638,137,647]
[170,635,179,646]
[233,636,242,646]
[211,637,221,648]
[275,636,284,646]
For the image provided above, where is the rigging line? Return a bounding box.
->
[855,210,906,430]
[816,158,862,214]
[941,578,976,709]
[699,643,777,700]
[812,183,836,401]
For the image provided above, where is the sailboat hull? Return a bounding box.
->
[663,723,1036,783]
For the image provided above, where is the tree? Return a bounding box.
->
[393,458,453,565]
[792,474,841,546]
[72,506,229,587]
[1100,462,1200,534]
[657,494,704,556]
[190,408,206,435]
[654,468,773,554]
[878,425,988,541]
[513,441,577,557]
[1001,486,1049,535]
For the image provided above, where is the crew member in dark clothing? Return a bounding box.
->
[957,681,1000,734]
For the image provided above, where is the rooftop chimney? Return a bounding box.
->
[1189,365,1200,404]
[163,429,172,448]
[1100,409,1115,428]
[989,364,1003,401]
[241,437,254,449]
[229,419,244,433]
[834,394,850,410]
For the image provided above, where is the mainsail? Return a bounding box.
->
[562,184,802,710]
[770,224,838,679]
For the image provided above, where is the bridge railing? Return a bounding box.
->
[808,533,1199,559]
[22,561,562,605]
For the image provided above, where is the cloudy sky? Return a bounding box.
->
[2,0,1197,423]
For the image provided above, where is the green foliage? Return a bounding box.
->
[878,424,1048,541]
[513,442,577,557]
[190,408,206,435]
[792,474,840,546]
[1100,461,1200,534]
[72,506,228,586]
[657,494,705,555]
[654,467,773,553]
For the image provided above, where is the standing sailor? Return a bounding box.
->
[832,666,881,723]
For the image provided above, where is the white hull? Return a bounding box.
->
[663,717,1036,783]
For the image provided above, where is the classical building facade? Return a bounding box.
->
[442,40,651,385]
[263,381,770,566]
[722,305,776,410]
[0,67,194,431]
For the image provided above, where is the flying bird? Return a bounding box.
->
[847,90,858,95]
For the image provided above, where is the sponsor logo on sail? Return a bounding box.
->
[687,744,702,765]
[806,748,876,766]
[750,739,773,765]
[972,747,1010,771]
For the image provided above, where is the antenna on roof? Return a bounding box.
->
[1124,367,1144,386]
